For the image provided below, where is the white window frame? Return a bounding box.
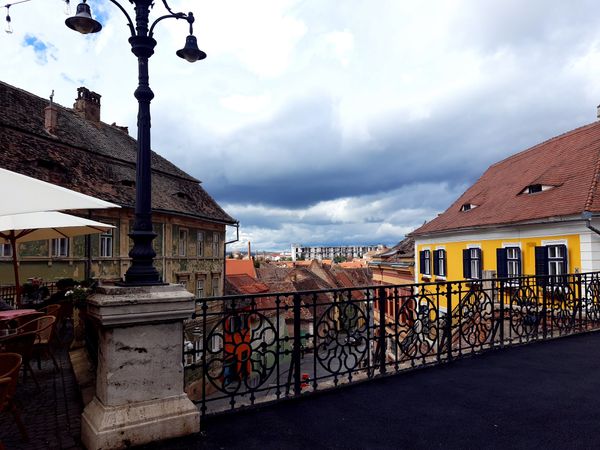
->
[211,334,222,352]
[196,277,205,299]
[179,228,188,257]
[51,238,69,258]
[212,232,220,257]
[467,244,481,280]
[435,246,446,278]
[197,231,204,257]
[421,248,431,277]
[0,243,12,257]
[541,240,568,276]
[548,245,566,275]
[501,243,522,278]
[100,228,113,258]
[212,275,220,297]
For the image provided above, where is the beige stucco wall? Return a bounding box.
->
[0,209,227,298]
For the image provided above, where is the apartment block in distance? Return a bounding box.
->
[291,244,383,261]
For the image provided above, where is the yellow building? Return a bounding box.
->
[410,120,600,296]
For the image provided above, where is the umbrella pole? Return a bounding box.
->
[9,233,21,308]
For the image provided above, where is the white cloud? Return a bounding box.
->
[220,94,272,114]
[325,30,354,66]
[3,0,600,252]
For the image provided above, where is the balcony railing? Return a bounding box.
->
[0,281,58,307]
[183,272,600,417]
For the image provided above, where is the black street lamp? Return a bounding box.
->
[66,0,206,285]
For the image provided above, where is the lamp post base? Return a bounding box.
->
[82,394,199,450]
[80,284,200,450]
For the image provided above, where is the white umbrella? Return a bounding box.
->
[0,211,115,306]
[0,168,120,216]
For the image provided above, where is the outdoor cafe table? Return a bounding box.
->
[0,309,37,329]
[0,309,36,321]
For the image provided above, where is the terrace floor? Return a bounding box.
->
[146,331,600,450]
[0,341,83,449]
[3,330,600,449]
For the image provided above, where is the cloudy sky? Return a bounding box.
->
[2,0,600,251]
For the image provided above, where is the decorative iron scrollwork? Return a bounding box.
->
[395,294,438,360]
[204,310,278,395]
[508,284,540,338]
[457,286,493,348]
[315,297,369,374]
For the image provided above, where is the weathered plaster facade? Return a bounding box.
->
[0,81,237,297]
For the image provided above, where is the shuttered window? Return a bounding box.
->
[463,248,482,280]
[433,249,446,277]
[535,244,567,286]
[496,247,521,279]
[419,250,431,276]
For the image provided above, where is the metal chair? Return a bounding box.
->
[0,331,39,390]
[0,353,27,442]
[16,316,59,372]
[38,304,61,319]
[53,302,74,347]
[12,311,43,331]
[39,304,65,345]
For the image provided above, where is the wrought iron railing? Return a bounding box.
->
[183,272,600,417]
[0,281,58,307]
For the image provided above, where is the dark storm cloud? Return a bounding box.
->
[151,0,600,248]
[190,77,593,212]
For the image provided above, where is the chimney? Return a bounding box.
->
[44,90,58,134]
[111,122,129,133]
[73,86,101,122]
[247,241,252,260]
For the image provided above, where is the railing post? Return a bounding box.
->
[200,298,208,417]
[293,293,302,396]
[378,286,387,375]
[446,282,453,361]
[576,273,583,332]
[498,279,504,347]
[542,276,548,339]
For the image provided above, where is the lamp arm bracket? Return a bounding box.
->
[108,0,135,36]
[161,0,175,15]
[148,11,186,37]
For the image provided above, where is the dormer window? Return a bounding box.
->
[520,184,554,195]
[460,203,477,212]
[120,180,135,188]
[175,192,191,200]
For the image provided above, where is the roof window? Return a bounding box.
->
[175,191,191,200]
[460,203,477,212]
[520,184,554,195]
[36,158,67,174]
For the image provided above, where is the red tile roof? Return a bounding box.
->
[339,261,366,268]
[224,274,313,320]
[225,274,270,295]
[412,121,600,236]
[226,259,257,278]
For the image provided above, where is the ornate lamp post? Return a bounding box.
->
[66,0,206,285]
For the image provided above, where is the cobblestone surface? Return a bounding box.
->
[0,342,83,449]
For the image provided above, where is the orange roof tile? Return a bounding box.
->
[339,261,366,268]
[226,259,257,278]
[225,274,269,295]
[412,121,600,236]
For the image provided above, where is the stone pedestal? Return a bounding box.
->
[81,284,200,450]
